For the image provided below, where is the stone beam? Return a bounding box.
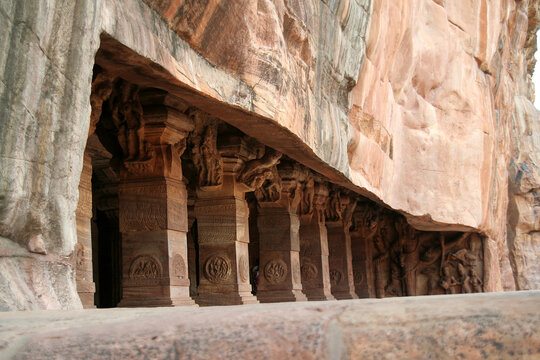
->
[1,292,538,359]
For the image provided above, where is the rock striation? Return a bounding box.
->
[0,0,538,309]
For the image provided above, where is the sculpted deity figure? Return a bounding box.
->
[300,175,315,216]
[254,166,282,202]
[457,263,472,293]
[470,269,483,292]
[191,124,223,188]
[439,265,459,294]
[111,82,152,162]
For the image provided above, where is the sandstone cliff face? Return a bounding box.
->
[0,0,538,309]
[507,2,540,290]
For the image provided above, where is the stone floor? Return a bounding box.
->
[1,291,539,359]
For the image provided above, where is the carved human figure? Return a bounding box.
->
[439,265,459,294]
[422,267,439,295]
[372,224,389,298]
[197,125,223,187]
[301,176,315,216]
[254,166,282,202]
[394,217,422,296]
[457,263,472,293]
[111,82,150,162]
[470,269,483,292]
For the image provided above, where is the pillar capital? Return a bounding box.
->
[255,160,305,212]
[112,86,193,180]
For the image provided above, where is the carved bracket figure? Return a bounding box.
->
[191,122,224,189]
[237,147,282,191]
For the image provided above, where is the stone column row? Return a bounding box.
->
[76,86,372,306]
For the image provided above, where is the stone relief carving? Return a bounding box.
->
[172,254,187,279]
[299,174,315,216]
[111,81,154,168]
[89,67,113,136]
[329,269,343,286]
[238,147,282,190]
[264,258,288,284]
[325,190,346,222]
[191,122,223,189]
[129,255,162,280]
[239,255,249,283]
[300,261,318,282]
[352,210,485,298]
[204,255,232,283]
[254,165,282,203]
[292,257,302,285]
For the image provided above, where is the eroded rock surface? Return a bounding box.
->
[0,0,538,309]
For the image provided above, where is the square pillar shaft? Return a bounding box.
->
[76,152,95,308]
[351,232,376,298]
[195,172,258,305]
[327,222,358,299]
[118,175,194,307]
[299,216,335,301]
[256,203,307,303]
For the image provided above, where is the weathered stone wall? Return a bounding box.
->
[0,0,538,309]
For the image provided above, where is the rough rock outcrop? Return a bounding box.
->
[0,0,538,309]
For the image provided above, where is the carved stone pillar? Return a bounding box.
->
[193,132,259,305]
[75,152,96,308]
[299,179,335,301]
[255,162,307,303]
[326,191,358,300]
[117,89,195,307]
[187,196,198,298]
[350,205,377,298]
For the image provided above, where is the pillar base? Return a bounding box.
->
[304,289,336,301]
[257,290,307,303]
[78,292,96,309]
[195,292,259,306]
[332,291,359,300]
[118,297,197,308]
